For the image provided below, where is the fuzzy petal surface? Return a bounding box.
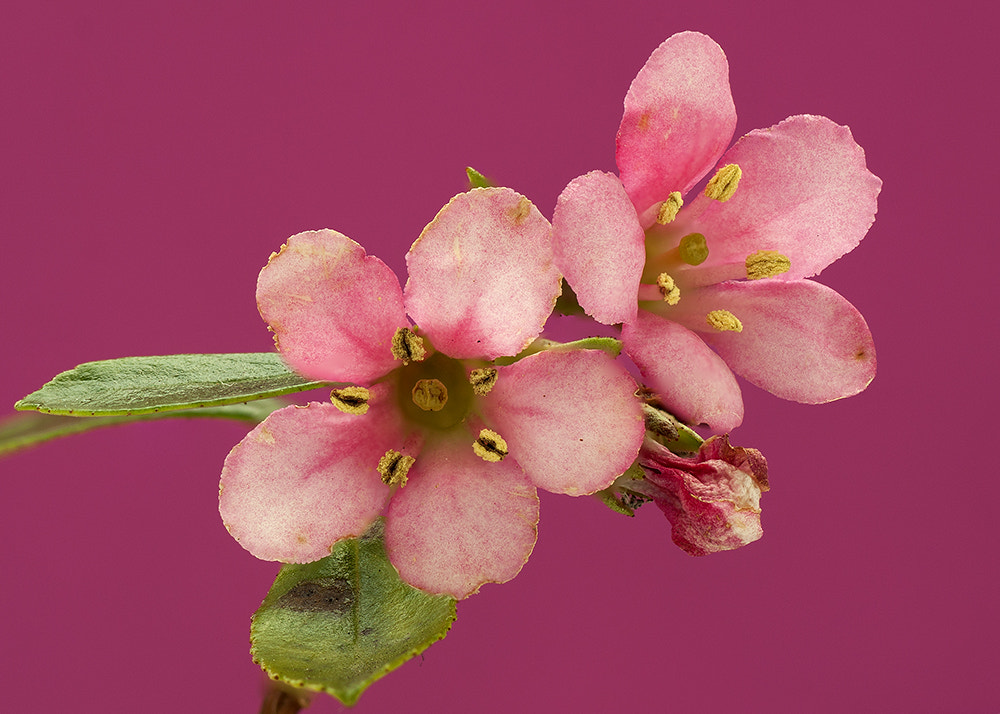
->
[404,188,561,360]
[480,349,645,496]
[219,396,405,563]
[623,311,743,432]
[635,437,767,556]
[552,171,645,325]
[257,230,409,384]
[689,280,877,403]
[384,438,539,599]
[685,115,882,280]
[617,31,737,218]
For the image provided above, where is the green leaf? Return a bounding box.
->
[251,519,456,707]
[15,353,331,416]
[465,166,494,188]
[0,398,289,457]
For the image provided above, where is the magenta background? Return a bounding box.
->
[2,2,995,712]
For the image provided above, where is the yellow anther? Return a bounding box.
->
[391,327,427,364]
[330,386,371,415]
[745,250,791,280]
[377,450,415,487]
[704,163,742,202]
[706,310,743,333]
[656,192,684,224]
[656,273,681,305]
[473,429,508,462]
[411,378,448,412]
[678,233,709,266]
[469,367,498,396]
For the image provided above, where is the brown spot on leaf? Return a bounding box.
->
[278,577,353,614]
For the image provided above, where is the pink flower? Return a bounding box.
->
[219,188,645,599]
[552,31,880,432]
[626,435,769,556]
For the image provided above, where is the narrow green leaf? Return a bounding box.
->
[0,399,289,457]
[251,519,456,706]
[15,353,332,416]
[465,166,494,188]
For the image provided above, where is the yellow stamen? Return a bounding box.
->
[473,429,508,462]
[745,250,791,280]
[678,233,709,266]
[656,192,684,224]
[704,164,741,202]
[469,367,498,396]
[330,386,371,415]
[377,450,415,487]
[391,327,426,364]
[656,273,681,305]
[706,310,743,332]
[411,378,448,412]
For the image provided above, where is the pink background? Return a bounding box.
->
[2,2,995,712]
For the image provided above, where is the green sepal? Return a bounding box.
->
[595,487,636,517]
[655,418,704,455]
[15,353,331,416]
[465,166,494,188]
[594,462,649,517]
[493,336,623,366]
[251,519,457,707]
[0,398,288,457]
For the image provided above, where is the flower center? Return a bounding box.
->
[397,351,473,430]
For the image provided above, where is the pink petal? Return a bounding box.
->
[684,115,882,280]
[622,310,744,433]
[257,230,409,384]
[689,279,877,403]
[616,31,737,218]
[384,437,539,599]
[636,437,766,556]
[480,349,645,496]
[552,171,645,325]
[219,395,406,563]
[404,188,561,360]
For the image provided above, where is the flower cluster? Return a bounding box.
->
[219,31,879,599]
[552,31,879,432]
